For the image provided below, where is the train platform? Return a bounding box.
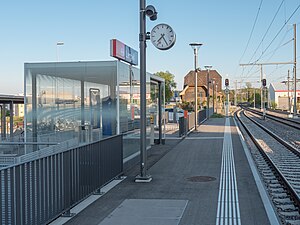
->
[57,117,279,225]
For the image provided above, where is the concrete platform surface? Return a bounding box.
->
[64,117,274,225]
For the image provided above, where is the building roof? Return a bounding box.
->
[0,94,24,104]
[179,85,189,96]
[270,81,300,91]
[183,69,222,92]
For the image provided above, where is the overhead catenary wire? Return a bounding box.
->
[242,1,300,81]
[246,0,285,66]
[255,4,300,63]
[239,0,264,64]
[234,0,264,78]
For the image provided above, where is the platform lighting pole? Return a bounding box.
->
[212,79,215,113]
[56,41,64,61]
[293,24,297,117]
[190,43,202,130]
[205,65,212,119]
[215,84,218,113]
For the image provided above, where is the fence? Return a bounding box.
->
[179,109,207,137]
[0,134,123,225]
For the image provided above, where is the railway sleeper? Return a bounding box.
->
[272,192,289,199]
[269,187,286,193]
[278,211,300,220]
[274,198,295,205]
[276,204,298,212]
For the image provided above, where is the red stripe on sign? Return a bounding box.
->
[112,39,117,57]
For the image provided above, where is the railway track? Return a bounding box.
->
[235,109,300,224]
[242,108,300,151]
[244,107,300,130]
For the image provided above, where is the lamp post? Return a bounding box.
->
[189,43,202,130]
[212,79,215,114]
[216,84,218,113]
[205,65,212,119]
[56,41,64,62]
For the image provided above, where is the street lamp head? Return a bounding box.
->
[189,42,203,49]
[204,65,212,70]
[57,42,64,46]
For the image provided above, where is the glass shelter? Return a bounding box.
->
[24,60,165,159]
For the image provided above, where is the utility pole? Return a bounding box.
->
[288,70,291,113]
[240,61,295,111]
[254,89,256,109]
[293,23,297,117]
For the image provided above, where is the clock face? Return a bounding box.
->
[150,23,176,50]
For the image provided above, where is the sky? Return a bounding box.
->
[0,0,300,94]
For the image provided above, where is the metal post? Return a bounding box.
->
[288,70,291,113]
[80,80,85,142]
[158,82,163,144]
[1,104,6,139]
[215,84,218,113]
[32,74,37,152]
[212,80,215,114]
[262,87,266,119]
[254,89,256,109]
[293,24,297,117]
[234,80,237,106]
[194,49,198,130]
[190,43,203,123]
[206,69,210,118]
[260,65,263,111]
[10,102,13,141]
[136,0,151,182]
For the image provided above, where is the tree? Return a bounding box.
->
[154,71,177,102]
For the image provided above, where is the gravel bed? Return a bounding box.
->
[237,110,300,224]
[245,111,300,150]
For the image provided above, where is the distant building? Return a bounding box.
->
[269,81,300,110]
[14,104,24,117]
[180,70,222,104]
[169,90,181,103]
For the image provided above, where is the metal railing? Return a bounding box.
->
[179,109,207,137]
[0,134,123,225]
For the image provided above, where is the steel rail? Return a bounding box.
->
[244,107,300,129]
[235,109,300,210]
[242,109,300,156]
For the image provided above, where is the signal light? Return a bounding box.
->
[225,78,229,86]
[262,79,266,87]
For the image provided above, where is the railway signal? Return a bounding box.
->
[225,78,229,87]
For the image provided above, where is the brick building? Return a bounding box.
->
[180,70,222,105]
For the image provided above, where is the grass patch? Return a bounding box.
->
[211,113,225,118]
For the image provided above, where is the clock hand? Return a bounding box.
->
[157,34,164,43]
[162,35,168,45]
